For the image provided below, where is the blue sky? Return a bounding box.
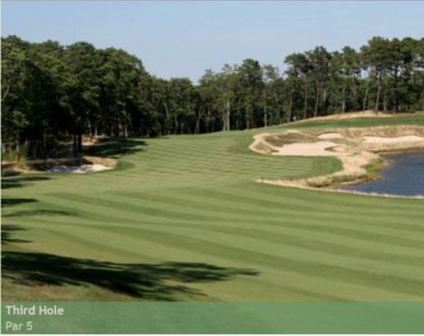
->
[2,1,424,82]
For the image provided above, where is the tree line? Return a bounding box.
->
[2,35,424,159]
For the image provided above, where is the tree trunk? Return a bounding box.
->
[363,85,369,111]
[313,85,320,118]
[245,106,250,130]
[207,107,212,133]
[163,102,169,118]
[116,123,121,137]
[77,133,83,154]
[73,130,78,157]
[350,77,357,110]
[195,109,202,134]
[226,101,231,131]
[322,87,327,115]
[303,82,308,119]
[272,92,281,123]
[16,143,20,162]
[195,117,200,134]
[287,93,293,123]
[223,100,231,131]
[383,91,388,112]
[393,67,399,112]
[375,74,382,111]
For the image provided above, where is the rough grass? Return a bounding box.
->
[285,112,424,129]
[2,113,424,302]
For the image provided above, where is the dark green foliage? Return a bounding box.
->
[2,35,423,159]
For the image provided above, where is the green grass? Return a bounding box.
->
[2,113,424,302]
[287,112,424,129]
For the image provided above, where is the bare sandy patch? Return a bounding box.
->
[48,155,117,174]
[271,141,339,156]
[317,133,343,140]
[49,164,112,174]
[3,155,117,175]
[361,133,424,153]
[83,155,116,168]
[363,135,424,144]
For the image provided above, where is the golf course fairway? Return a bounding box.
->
[2,114,424,302]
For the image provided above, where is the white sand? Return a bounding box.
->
[49,164,112,174]
[317,133,343,140]
[271,141,338,156]
[363,135,424,144]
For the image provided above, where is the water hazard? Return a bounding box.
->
[340,152,424,196]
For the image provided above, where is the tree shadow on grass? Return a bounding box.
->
[2,251,259,301]
[3,209,75,218]
[84,138,146,158]
[1,174,51,190]
[1,171,21,178]
[1,225,30,244]
[1,198,38,208]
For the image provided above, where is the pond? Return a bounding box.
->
[340,152,424,196]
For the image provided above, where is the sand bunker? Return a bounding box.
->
[48,155,117,174]
[49,164,112,174]
[363,135,424,144]
[317,133,343,140]
[250,125,424,191]
[272,141,339,156]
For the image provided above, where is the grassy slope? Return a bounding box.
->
[2,113,424,302]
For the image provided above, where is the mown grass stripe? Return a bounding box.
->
[33,194,424,253]
[28,222,416,301]
[97,225,424,298]
[28,216,424,273]
[115,190,424,235]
